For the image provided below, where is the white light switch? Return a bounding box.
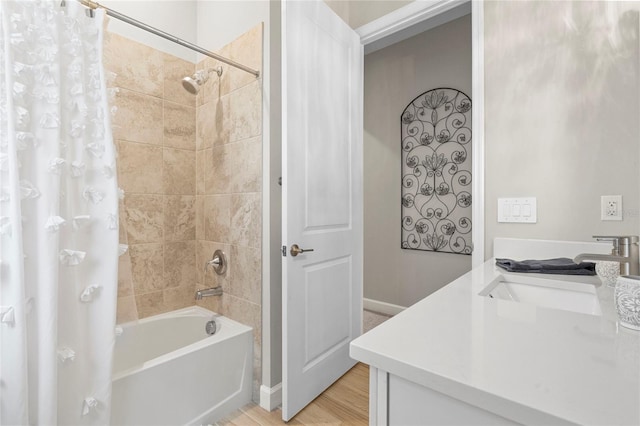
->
[498,197,537,223]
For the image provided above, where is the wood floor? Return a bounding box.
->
[219,363,369,425]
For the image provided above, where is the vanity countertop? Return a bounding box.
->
[350,258,640,425]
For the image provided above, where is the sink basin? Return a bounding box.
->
[479,274,602,316]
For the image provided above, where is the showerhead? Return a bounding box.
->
[181,66,223,94]
[181,76,199,94]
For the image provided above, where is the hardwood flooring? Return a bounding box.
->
[219,363,369,425]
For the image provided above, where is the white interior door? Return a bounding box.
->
[281,0,363,421]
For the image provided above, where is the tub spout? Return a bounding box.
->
[195,286,223,300]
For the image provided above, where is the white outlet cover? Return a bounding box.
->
[601,195,622,221]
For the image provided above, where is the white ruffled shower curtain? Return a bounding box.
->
[0,1,119,425]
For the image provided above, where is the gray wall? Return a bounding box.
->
[484,1,640,258]
[267,0,283,394]
[364,16,472,308]
[325,0,413,29]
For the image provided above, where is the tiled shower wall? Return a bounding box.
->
[105,25,263,399]
[104,32,198,323]
[193,24,263,399]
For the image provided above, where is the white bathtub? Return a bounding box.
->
[111,306,253,426]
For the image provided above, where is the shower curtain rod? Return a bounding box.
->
[77,0,260,78]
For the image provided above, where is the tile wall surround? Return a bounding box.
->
[194,24,264,400]
[105,31,197,323]
[105,24,264,400]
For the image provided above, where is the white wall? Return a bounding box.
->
[196,1,270,52]
[484,1,640,258]
[364,15,472,308]
[100,0,198,61]
[100,0,272,60]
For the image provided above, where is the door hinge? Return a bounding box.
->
[282,245,287,257]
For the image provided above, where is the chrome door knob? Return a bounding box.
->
[290,244,314,257]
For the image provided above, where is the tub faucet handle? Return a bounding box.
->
[204,249,227,275]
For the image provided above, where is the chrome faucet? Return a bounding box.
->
[195,286,223,300]
[574,236,639,276]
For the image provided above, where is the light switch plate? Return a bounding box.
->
[498,197,537,223]
[601,195,622,221]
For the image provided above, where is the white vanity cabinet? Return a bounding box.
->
[350,239,640,426]
[369,367,519,426]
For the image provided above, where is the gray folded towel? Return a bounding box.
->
[495,257,596,275]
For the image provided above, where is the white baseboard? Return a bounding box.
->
[259,382,282,411]
[363,298,406,316]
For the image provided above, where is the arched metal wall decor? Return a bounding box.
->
[401,88,472,254]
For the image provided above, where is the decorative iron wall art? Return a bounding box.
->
[401,88,472,255]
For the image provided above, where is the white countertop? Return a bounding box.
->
[350,255,640,425]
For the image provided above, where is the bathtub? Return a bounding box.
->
[111,306,253,426]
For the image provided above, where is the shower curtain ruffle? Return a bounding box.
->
[0,1,119,424]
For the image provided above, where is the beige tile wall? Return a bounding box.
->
[104,32,197,322]
[106,24,264,402]
[194,24,263,400]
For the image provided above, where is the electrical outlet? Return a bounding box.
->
[601,195,622,221]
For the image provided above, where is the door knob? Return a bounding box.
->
[290,244,314,257]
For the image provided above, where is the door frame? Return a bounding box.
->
[356,0,485,267]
